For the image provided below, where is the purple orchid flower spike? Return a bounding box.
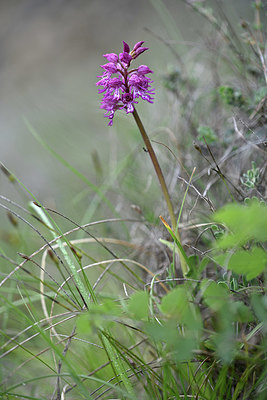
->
[96,41,187,273]
[96,41,154,126]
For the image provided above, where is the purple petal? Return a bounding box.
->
[108,77,123,88]
[137,65,153,74]
[123,41,130,53]
[103,53,119,63]
[119,52,132,66]
[134,47,149,57]
[133,41,145,51]
[101,63,118,73]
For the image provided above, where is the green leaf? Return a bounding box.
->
[213,202,267,248]
[145,321,197,362]
[145,321,178,344]
[160,287,189,319]
[186,254,206,278]
[159,239,178,254]
[210,302,236,364]
[198,256,210,274]
[228,247,267,280]
[160,287,202,331]
[230,301,253,322]
[213,253,228,268]
[77,301,121,333]
[201,280,229,311]
[187,255,200,276]
[127,291,149,320]
[173,336,197,362]
[100,333,135,396]
[212,329,236,364]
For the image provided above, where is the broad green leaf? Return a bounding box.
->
[160,287,202,331]
[77,301,121,333]
[213,202,267,248]
[228,247,267,280]
[212,329,236,364]
[173,336,197,362]
[159,216,190,276]
[186,254,206,279]
[127,291,149,320]
[211,303,236,364]
[160,287,189,318]
[230,301,253,323]
[145,321,179,344]
[201,280,229,311]
[145,321,197,362]
[213,253,228,268]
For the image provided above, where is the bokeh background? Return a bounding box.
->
[0,0,253,225]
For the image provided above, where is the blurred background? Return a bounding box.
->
[0,0,253,222]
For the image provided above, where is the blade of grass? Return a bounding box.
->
[100,331,135,398]
[160,216,190,277]
[30,202,96,306]
[0,296,92,398]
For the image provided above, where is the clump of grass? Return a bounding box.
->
[0,1,266,399]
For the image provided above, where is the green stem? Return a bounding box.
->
[132,108,187,275]
[133,109,176,228]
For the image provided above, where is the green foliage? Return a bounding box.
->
[146,321,198,362]
[201,279,229,311]
[143,286,202,362]
[218,85,246,107]
[127,290,150,320]
[213,201,267,248]
[213,201,267,282]
[77,300,122,333]
[241,161,260,188]
[197,125,217,144]
[228,247,267,280]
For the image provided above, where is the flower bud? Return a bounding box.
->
[123,41,130,53]
[133,41,145,51]
[103,53,119,63]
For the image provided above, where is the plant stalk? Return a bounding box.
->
[132,108,188,275]
[133,109,176,228]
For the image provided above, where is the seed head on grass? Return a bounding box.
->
[96,41,155,125]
